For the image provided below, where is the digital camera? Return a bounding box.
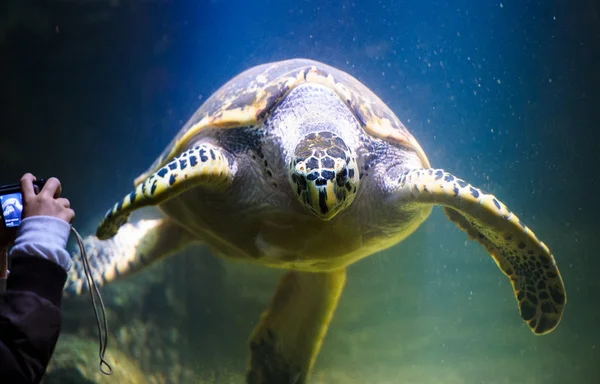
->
[0,179,46,228]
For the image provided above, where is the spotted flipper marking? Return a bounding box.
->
[65,218,194,296]
[247,269,346,384]
[97,143,233,240]
[396,168,566,335]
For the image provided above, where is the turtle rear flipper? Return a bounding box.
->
[65,218,195,295]
[97,142,234,240]
[393,168,566,335]
[247,269,346,384]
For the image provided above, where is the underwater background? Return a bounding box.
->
[1,0,599,383]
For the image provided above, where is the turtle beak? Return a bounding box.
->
[303,166,339,220]
[290,157,359,220]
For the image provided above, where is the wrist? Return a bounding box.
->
[9,216,73,271]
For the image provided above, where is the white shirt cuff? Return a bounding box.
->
[9,216,72,271]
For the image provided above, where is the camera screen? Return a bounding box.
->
[1,192,24,228]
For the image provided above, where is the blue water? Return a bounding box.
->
[1,0,598,382]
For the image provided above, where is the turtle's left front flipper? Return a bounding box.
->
[392,168,566,335]
[97,143,234,240]
[247,269,346,384]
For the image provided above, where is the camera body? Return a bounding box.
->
[0,179,46,228]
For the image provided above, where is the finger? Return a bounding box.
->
[54,183,63,199]
[63,208,75,224]
[56,198,71,208]
[41,177,62,199]
[20,173,37,199]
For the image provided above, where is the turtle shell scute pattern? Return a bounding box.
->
[135,58,430,187]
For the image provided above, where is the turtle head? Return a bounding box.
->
[289,131,360,220]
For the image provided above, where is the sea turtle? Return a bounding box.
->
[66,58,566,383]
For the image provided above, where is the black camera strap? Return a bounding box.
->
[70,225,113,376]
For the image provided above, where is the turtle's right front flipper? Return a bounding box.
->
[65,218,194,296]
[97,143,234,240]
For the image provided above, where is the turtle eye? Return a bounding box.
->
[295,161,307,174]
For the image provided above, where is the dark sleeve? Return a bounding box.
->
[0,256,67,384]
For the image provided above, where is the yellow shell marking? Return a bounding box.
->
[135,60,430,187]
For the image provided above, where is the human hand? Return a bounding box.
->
[20,173,75,224]
[0,173,75,248]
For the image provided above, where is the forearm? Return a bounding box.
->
[0,290,62,383]
[0,217,70,383]
[0,256,67,382]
